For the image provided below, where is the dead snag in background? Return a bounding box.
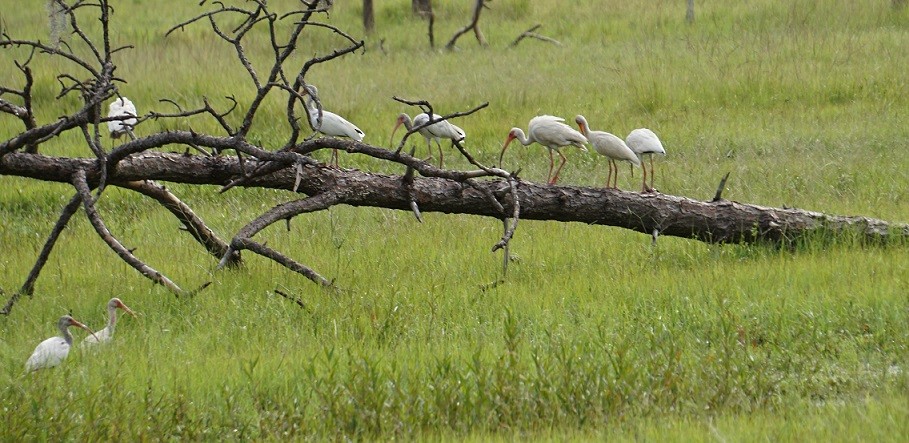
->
[446,0,490,50]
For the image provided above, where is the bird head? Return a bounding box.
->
[389,113,410,147]
[63,315,99,342]
[110,298,137,317]
[574,115,588,135]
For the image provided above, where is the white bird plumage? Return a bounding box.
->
[25,315,97,372]
[390,112,466,168]
[107,97,137,140]
[625,128,666,192]
[82,297,136,346]
[303,85,365,167]
[574,115,640,189]
[499,115,588,184]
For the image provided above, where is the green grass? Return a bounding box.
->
[2,0,909,440]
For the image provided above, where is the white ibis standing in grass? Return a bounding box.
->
[107,97,138,141]
[499,115,588,184]
[25,315,98,372]
[303,85,365,167]
[574,115,640,189]
[626,128,666,192]
[390,113,466,168]
[82,298,137,346]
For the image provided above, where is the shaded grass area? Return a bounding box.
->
[2,0,909,439]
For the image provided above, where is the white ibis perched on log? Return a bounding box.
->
[626,128,666,192]
[302,85,365,168]
[499,115,587,184]
[107,97,138,141]
[574,115,640,189]
[390,112,466,168]
[82,298,137,346]
[25,315,98,372]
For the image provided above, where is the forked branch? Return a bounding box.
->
[446,0,490,50]
[219,191,342,286]
[509,24,562,47]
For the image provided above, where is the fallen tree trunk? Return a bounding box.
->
[3,148,907,246]
[3,0,906,316]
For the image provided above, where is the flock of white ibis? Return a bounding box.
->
[106,93,666,191]
[29,98,666,369]
[24,298,136,372]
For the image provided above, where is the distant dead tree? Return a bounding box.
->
[509,24,561,48]
[363,0,374,33]
[409,0,436,48]
[446,0,490,50]
[412,0,432,16]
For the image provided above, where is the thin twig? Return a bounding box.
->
[274,287,312,313]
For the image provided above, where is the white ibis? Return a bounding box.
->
[499,115,588,184]
[626,128,666,192]
[390,113,466,168]
[107,97,138,140]
[25,315,98,372]
[303,85,365,167]
[574,115,640,189]
[82,298,137,346]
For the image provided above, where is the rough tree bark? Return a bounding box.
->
[3,149,906,247]
[2,1,907,315]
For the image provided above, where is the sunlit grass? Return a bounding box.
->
[2,0,908,439]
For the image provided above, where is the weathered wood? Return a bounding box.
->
[71,169,190,296]
[3,150,907,246]
[3,0,907,316]
[115,179,239,266]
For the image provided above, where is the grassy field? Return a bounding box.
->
[2,0,908,439]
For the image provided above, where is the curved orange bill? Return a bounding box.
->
[498,134,516,166]
[389,120,404,147]
[72,319,100,342]
[118,302,137,318]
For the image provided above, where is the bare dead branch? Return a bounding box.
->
[492,175,520,253]
[427,11,435,49]
[72,169,188,296]
[0,99,28,117]
[114,180,239,266]
[509,24,562,48]
[0,194,83,316]
[217,191,341,285]
[234,238,332,286]
[445,0,489,50]
[274,287,312,313]
[151,96,237,136]
[712,172,731,202]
